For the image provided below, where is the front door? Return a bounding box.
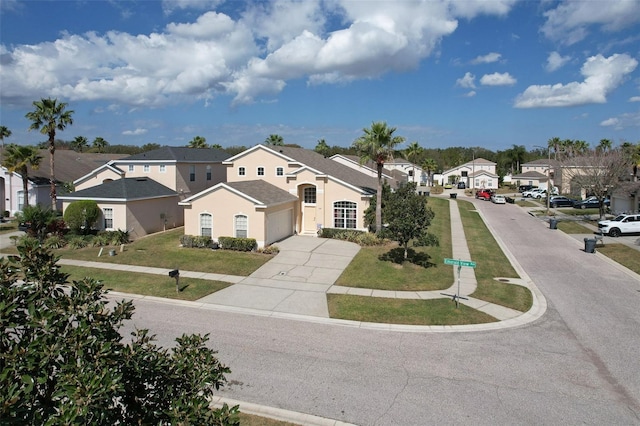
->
[301,186,317,234]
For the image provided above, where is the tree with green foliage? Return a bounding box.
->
[353,121,405,232]
[92,136,109,153]
[210,143,223,149]
[188,136,208,148]
[25,98,74,211]
[314,138,330,157]
[0,243,240,425]
[597,138,612,152]
[384,182,436,260]
[15,204,57,242]
[422,158,438,186]
[264,134,284,146]
[2,144,42,208]
[63,200,101,234]
[0,125,11,162]
[363,180,392,230]
[71,135,89,152]
[141,142,161,152]
[404,141,423,181]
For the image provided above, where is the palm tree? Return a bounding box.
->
[93,136,109,153]
[597,138,612,152]
[573,139,590,156]
[71,136,89,152]
[507,144,527,174]
[0,125,11,161]
[25,98,74,211]
[2,144,42,208]
[353,121,405,233]
[547,137,561,160]
[404,141,423,183]
[265,134,284,146]
[314,138,330,157]
[422,158,438,186]
[188,136,208,149]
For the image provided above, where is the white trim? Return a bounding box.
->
[275,166,284,177]
[234,213,248,238]
[238,166,246,177]
[256,166,265,177]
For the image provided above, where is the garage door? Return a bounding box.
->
[266,208,293,245]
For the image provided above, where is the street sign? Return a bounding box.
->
[444,258,476,268]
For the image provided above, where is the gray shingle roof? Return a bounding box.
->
[60,177,177,200]
[123,146,230,162]
[270,146,378,194]
[225,180,298,206]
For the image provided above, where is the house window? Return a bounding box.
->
[235,215,248,238]
[200,213,212,237]
[128,165,134,172]
[159,164,166,173]
[334,201,357,229]
[238,167,246,176]
[103,208,113,229]
[190,165,195,182]
[461,171,468,177]
[276,167,284,176]
[303,187,316,204]
[257,167,265,176]
[206,165,212,181]
[143,165,150,173]
[487,179,493,187]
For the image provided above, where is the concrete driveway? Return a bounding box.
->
[197,236,360,317]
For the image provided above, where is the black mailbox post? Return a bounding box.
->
[169,269,179,292]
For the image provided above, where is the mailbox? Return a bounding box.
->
[168,269,179,278]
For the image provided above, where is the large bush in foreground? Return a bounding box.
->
[0,242,239,425]
[63,200,101,234]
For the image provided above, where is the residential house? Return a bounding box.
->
[383,158,426,185]
[511,159,558,189]
[180,145,378,248]
[440,158,498,189]
[0,149,125,216]
[59,177,180,239]
[329,154,406,186]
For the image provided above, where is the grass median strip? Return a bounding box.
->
[457,201,532,312]
[60,265,232,301]
[596,244,640,275]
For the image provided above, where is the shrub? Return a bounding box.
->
[89,234,110,247]
[319,228,386,246]
[16,205,57,241]
[63,200,101,235]
[179,234,212,248]
[260,244,280,255]
[218,236,257,252]
[99,229,130,245]
[67,236,89,249]
[43,235,66,249]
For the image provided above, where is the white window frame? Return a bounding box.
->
[276,167,284,177]
[333,201,357,229]
[143,164,150,173]
[200,213,212,237]
[206,165,212,181]
[257,166,265,176]
[238,167,246,176]
[159,164,166,173]
[128,164,134,172]
[103,208,114,230]
[234,214,248,238]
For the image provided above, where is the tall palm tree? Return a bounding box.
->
[188,136,208,149]
[2,144,42,208]
[353,121,405,233]
[547,137,561,160]
[71,136,89,152]
[404,141,423,183]
[25,98,74,211]
[422,158,438,186]
[597,138,612,152]
[0,125,11,161]
[92,136,109,153]
[265,134,284,146]
[507,144,527,174]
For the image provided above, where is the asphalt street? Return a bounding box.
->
[119,199,640,425]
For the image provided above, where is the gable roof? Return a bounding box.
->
[122,146,230,163]
[180,179,297,208]
[228,145,378,194]
[59,177,177,201]
[512,171,549,180]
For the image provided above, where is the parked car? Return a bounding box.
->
[444,183,453,189]
[597,213,640,237]
[573,196,611,210]
[522,188,545,198]
[476,190,491,201]
[518,185,534,192]
[491,194,506,204]
[548,196,575,208]
[457,182,466,189]
[18,222,31,232]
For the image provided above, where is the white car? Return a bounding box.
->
[491,194,506,204]
[597,214,640,237]
[523,188,545,198]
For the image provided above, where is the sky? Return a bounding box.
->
[0,0,639,153]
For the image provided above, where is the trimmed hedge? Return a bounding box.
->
[318,228,386,246]
[179,235,212,248]
[218,236,257,252]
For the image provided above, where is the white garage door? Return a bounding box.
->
[266,208,293,245]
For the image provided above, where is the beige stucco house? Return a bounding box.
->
[441,158,498,189]
[180,145,378,247]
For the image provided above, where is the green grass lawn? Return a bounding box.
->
[328,294,497,325]
[334,196,453,291]
[0,221,18,234]
[61,265,232,301]
[556,220,596,234]
[3,227,271,276]
[594,244,640,275]
[457,201,532,312]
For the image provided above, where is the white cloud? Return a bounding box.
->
[541,0,640,45]
[480,72,516,86]
[515,53,638,108]
[545,51,571,72]
[600,112,640,130]
[456,72,476,89]
[464,91,476,98]
[122,128,148,136]
[630,96,640,102]
[471,52,502,64]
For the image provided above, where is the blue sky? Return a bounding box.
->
[1,0,639,152]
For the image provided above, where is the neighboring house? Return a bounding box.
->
[59,177,181,239]
[181,144,379,247]
[74,146,230,199]
[441,158,498,189]
[329,154,406,187]
[610,181,640,214]
[0,149,126,215]
[512,159,558,189]
[383,158,426,185]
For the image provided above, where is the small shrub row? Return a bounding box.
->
[218,236,257,252]
[12,230,130,250]
[259,245,279,254]
[318,228,386,246]
[179,235,212,248]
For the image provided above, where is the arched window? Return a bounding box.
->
[235,215,248,238]
[200,213,212,237]
[333,201,357,229]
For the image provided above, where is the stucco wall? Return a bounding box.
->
[75,168,122,191]
[126,196,182,239]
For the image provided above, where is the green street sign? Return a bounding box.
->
[444,258,477,268]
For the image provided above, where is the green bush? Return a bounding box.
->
[63,200,101,235]
[319,228,385,246]
[98,229,130,245]
[67,236,89,249]
[260,244,280,254]
[218,236,257,252]
[43,235,66,249]
[179,234,212,248]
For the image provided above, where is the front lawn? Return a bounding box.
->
[597,244,640,275]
